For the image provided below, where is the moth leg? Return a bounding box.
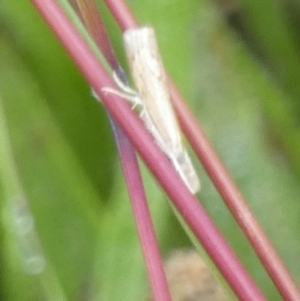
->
[101,86,142,109]
[110,71,145,111]
[94,71,144,111]
[139,106,148,118]
[112,71,136,96]
[92,86,142,110]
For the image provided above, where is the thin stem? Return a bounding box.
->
[103,0,137,30]
[170,84,300,301]
[69,1,172,300]
[73,0,120,70]
[103,1,300,300]
[31,1,268,300]
[112,122,172,301]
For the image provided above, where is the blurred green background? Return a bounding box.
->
[1,0,300,300]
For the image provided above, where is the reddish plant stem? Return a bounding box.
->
[31,1,268,300]
[103,1,300,300]
[103,0,137,30]
[73,0,120,70]
[73,2,171,300]
[171,85,300,301]
[112,122,172,301]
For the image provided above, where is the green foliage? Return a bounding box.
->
[1,0,300,300]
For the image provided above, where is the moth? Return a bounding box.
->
[103,26,200,194]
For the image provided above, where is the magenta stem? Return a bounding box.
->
[112,123,172,301]
[31,1,268,300]
[103,1,300,300]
